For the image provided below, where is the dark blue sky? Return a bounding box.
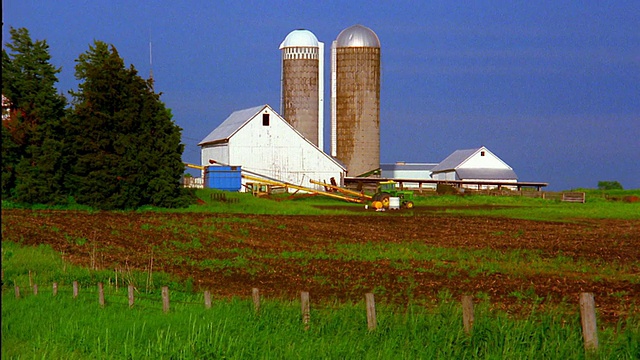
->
[4,1,639,190]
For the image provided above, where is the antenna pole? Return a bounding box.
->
[149,39,154,91]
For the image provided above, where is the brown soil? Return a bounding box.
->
[2,208,638,323]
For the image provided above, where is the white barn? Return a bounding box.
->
[198,104,346,192]
[430,146,518,189]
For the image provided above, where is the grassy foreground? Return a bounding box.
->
[2,242,639,359]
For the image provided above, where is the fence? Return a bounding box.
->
[182,176,204,189]
[9,281,600,353]
[439,189,590,202]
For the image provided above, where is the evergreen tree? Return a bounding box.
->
[1,27,67,203]
[67,41,190,209]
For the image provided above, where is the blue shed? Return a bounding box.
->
[204,166,242,191]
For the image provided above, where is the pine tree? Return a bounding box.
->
[1,27,67,203]
[67,41,190,209]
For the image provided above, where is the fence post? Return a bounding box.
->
[162,286,170,313]
[73,281,79,299]
[14,285,20,299]
[33,284,38,296]
[128,284,135,308]
[462,295,474,334]
[29,270,33,287]
[365,293,377,331]
[204,290,212,309]
[98,282,105,307]
[252,288,260,314]
[53,282,58,296]
[579,293,599,352]
[301,291,310,330]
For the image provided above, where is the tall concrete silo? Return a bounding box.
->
[280,29,324,148]
[331,24,381,177]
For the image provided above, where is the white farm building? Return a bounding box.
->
[380,162,438,189]
[430,146,518,189]
[198,104,345,192]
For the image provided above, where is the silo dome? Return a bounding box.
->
[279,29,319,49]
[336,24,380,48]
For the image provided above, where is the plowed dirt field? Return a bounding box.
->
[2,209,638,323]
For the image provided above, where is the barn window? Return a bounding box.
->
[262,113,270,126]
[481,151,485,156]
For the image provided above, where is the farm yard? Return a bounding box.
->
[2,205,638,323]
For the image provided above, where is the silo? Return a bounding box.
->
[280,29,324,148]
[331,24,380,177]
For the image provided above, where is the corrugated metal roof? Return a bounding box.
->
[380,163,438,171]
[430,148,481,172]
[198,105,266,146]
[456,168,518,180]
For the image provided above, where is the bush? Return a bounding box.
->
[598,181,623,190]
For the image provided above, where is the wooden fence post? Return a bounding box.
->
[98,282,105,307]
[462,295,474,334]
[14,285,20,299]
[29,270,33,287]
[579,293,599,352]
[365,293,377,331]
[301,291,310,330]
[162,286,170,313]
[53,282,58,296]
[73,281,79,299]
[252,288,260,314]
[33,284,38,296]
[204,290,212,309]
[128,284,135,308]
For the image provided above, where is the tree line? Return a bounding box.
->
[2,27,193,210]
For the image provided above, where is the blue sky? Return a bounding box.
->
[3,1,639,190]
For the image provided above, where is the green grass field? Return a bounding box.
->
[2,189,639,359]
[2,242,638,359]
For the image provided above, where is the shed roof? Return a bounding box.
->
[381,163,438,172]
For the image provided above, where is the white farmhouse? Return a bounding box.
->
[198,104,346,192]
[430,146,517,189]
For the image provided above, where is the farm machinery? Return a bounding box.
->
[185,160,414,210]
[370,181,415,210]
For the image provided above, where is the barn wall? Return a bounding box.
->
[431,171,458,181]
[462,150,511,169]
[225,107,344,191]
[201,143,229,166]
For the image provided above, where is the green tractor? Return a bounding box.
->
[371,181,415,210]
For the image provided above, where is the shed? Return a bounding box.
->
[430,146,518,189]
[380,162,438,189]
[198,104,346,192]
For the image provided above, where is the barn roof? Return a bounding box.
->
[198,105,266,146]
[430,148,482,172]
